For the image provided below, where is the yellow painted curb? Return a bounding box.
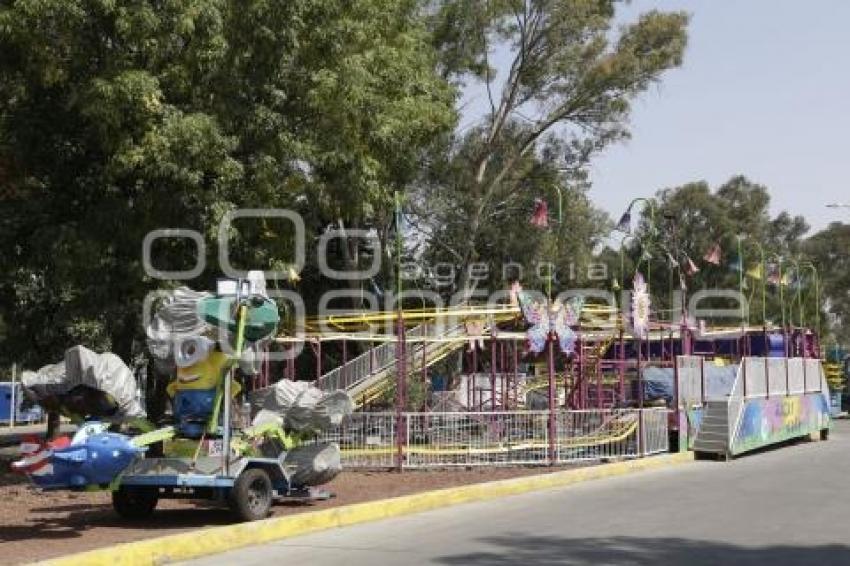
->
[36,452,694,566]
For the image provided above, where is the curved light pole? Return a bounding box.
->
[800,260,821,341]
[767,253,786,330]
[618,233,640,288]
[736,235,746,329]
[750,241,767,326]
[616,197,658,292]
[787,259,804,329]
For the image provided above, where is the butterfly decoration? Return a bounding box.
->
[631,272,651,336]
[517,292,583,355]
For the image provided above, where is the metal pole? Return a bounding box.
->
[224,302,248,476]
[785,357,790,396]
[395,316,406,471]
[394,191,406,471]
[673,355,680,429]
[619,329,625,405]
[513,340,519,408]
[596,358,602,409]
[737,236,746,329]
[9,363,16,429]
[638,334,644,410]
[342,339,348,387]
[547,335,556,465]
[490,337,497,411]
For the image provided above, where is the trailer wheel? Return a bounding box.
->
[112,486,159,519]
[229,468,272,521]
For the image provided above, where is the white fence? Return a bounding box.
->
[743,357,827,399]
[675,356,828,406]
[316,408,669,469]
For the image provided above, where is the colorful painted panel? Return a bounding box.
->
[731,393,830,455]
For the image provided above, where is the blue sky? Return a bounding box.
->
[461,0,850,233]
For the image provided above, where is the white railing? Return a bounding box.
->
[743,358,768,397]
[766,358,787,397]
[787,358,805,394]
[315,408,668,469]
[318,322,467,394]
[406,411,550,467]
[557,409,645,461]
[318,412,397,469]
[728,360,746,441]
[726,357,829,450]
[640,408,670,456]
[741,357,827,400]
[805,358,823,393]
[676,356,703,407]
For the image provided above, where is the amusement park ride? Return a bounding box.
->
[9,233,836,521]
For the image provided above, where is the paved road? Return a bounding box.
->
[184,422,850,566]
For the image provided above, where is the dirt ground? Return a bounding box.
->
[0,459,573,565]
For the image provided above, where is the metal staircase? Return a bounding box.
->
[692,358,745,458]
[317,322,469,407]
[691,401,733,457]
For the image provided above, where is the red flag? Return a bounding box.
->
[685,255,700,276]
[530,198,549,228]
[767,263,781,286]
[703,242,721,265]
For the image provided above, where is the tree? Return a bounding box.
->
[623,176,811,328]
[804,222,850,344]
[413,0,689,292]
[0,0,456,367]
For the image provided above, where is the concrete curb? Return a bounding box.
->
[35,452,694,566]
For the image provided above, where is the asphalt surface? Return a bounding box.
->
[182,421,850,566]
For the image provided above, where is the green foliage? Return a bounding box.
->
[804,222,850,344]
[623,176,815,328]
[0,0,456,366]
[414,0,689,292]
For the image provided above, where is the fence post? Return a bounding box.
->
[638,409,645,457]
[395,317,406,472]
[764,358,769,399]
[9,362,16,429]
[785,357,790,396]
[547,336,556,465]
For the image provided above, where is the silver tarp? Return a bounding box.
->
[145,286,263,375]
[250,379,354,433]
[283,442,342,486]
[21,345,146,420]
[145,287,212,372]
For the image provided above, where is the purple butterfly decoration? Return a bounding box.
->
[518,292,583,355]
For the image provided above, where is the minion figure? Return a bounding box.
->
[167,336,241,438]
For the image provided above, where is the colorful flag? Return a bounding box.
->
[766,264,781,286]
[616,210,632,233]
[703,242,721,265]
[530,198,549,228]
[746,264,763,280]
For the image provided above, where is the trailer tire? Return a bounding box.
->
[112,486,159,519]
[229,468,273,521]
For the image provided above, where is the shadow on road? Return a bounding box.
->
[435,535,850,566]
